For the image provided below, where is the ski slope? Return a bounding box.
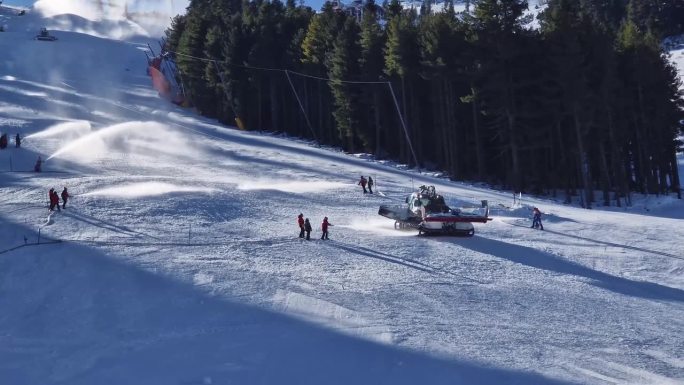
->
[1,5,683,385]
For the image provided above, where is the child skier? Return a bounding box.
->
[298,213,305,238]
[358,176,367,194]
[49,188,60,212]
[61,187,69,209]
[321,217,333,240]
[531,207,543,230]
[304,218,312,240]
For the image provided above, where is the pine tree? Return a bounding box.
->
[618,18,683,196]
[384,5,420,166]
[329,17,362,151]
[358,0,385,156]
[471,0,532,192]
[418,4,465,176]
[300,3,343,144]
[176,7,213,115]
[164,14,186,53]
[170,0,683,201]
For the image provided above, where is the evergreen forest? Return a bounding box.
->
[165,0,684,207]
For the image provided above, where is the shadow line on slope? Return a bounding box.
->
[61,210,159,240]
[325,240,435,274]
[455,236,684,303]
[326,240,488,285]
[542,228,684,261]
[505,221,684,261]
[0,219,577,385]
[353,242,492,285]
[0,240,62,255]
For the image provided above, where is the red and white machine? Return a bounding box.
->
[378,185,491,236]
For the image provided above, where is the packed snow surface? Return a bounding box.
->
[1,4,683,385]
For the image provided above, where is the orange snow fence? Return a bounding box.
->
[235,117,246,130]
[149,66,171,98]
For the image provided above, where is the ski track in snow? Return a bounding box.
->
[0,4,683,385]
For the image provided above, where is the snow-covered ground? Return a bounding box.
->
[0,0,188,38]
[1,4,683,385]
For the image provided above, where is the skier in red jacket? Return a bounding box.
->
[358,176,368,194]
[297,213,305,238]
[321,217,333,240]
[48,188,60,212]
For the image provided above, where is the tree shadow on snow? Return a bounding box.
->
[325,240,436,274]
[0,219,577,385]
[541,228,684,261]
[456,236,684,303]
[504,217,683,261]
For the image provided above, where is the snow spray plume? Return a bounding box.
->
[26,121,92,140]
[83,182,216,198]
[47,121,200,162]
[34,0,190,36]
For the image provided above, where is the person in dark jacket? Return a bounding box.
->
[34,156,42,172]
[367,176,374,194]
[531,207,544,230]
[298,213,305,238]
[61,187,69,209]
[321,217,333,240]
[358,176,367,194]
[15,133,20,148]
[0,133,7,149]
[304,218,312,240]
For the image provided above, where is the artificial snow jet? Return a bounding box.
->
[378,185,491,236]
[35,27,57,41]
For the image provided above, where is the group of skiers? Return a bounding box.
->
[48,187,69,212]
[298,213,333,240]
[0,133,21,149]
[0,133,42,173]
[358,176,374,194]
[294,176,376,239]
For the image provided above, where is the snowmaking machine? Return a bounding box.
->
[378,185,491,236]
[35,27,57,41]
